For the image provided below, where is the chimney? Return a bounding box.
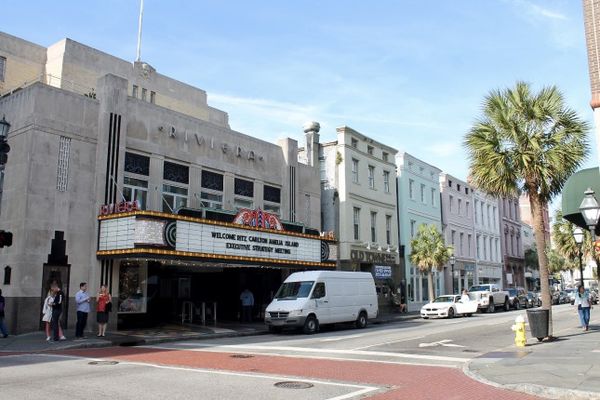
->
[303,121,320,167]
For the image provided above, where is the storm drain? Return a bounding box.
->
[274,381,314,389]
[230,354,254,359]
[88,361,119,366]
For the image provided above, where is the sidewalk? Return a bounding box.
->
[466,320,600,399]
[0,312,420,353]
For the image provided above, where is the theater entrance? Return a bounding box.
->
[117,260,288,330]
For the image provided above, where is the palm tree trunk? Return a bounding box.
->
[529,193,553,338]
[427,270,434,303]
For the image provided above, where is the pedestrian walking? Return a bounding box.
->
[240,288,254,323]
[0,289,8,338]
[50,283,67,341]
[574,285,592,331]
[75,282,91,339]
[96,285,112,337]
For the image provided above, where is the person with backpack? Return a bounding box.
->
[0,289,8,338]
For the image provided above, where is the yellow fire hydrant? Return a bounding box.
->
[511,315,526,347]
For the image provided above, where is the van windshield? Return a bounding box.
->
[275,281,314,300]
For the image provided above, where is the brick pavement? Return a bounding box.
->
[57,347,542,400]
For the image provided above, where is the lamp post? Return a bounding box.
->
[579,188,600,290]
[450,255,456,294]
[579,188,600,242]
[573,227,585,287]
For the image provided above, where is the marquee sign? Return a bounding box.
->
[99,200,140,216]
[233,208,283,231]
[176,221,321,262]
[97,213,333,266]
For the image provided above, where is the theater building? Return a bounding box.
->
[0,32,332,333]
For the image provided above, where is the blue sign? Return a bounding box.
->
[374,265,392,278]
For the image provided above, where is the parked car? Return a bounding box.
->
[566,289,576,305]
[265,271,378,334]
[559,291,570,304]
[552,291,561,305]
[506,287,528,309]
[468,284,510,313]
[420,295,478,319]
[526,292,540,308]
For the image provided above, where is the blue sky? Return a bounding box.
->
[4,0,598,185]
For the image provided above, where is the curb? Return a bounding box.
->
[463,360,600,400]
[0,313,420,353]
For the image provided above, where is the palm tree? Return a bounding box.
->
[552,209,593,284]
[410,224,452,302]
[465,81,590,338]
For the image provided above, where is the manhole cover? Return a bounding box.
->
[230,354,254,359]
[274,381,314,389]
[88,361,119,365]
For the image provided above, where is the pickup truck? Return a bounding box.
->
[468,284,510,313]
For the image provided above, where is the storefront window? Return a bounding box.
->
[118,261,147,313]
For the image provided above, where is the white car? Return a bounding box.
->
[420,295,478,319]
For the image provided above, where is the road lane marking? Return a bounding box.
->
[351,336,425,350]
[140,345,462,368]
[419,339,465,348]
[165,343,471,363]
[321,333,368,342]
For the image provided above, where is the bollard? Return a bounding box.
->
[511,315,526,347]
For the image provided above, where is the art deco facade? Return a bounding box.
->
[0,32,328,333]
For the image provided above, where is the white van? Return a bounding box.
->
[264,271,378,334]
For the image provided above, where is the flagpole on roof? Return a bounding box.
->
[136,0,144,62]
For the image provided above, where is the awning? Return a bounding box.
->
[561,167,600,235]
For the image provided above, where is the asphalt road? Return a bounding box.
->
[0,304,581,400]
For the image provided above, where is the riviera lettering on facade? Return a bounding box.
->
[99,200,140,216]
[178,131,261,161]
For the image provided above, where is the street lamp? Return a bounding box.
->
[579,188,600,242]
[573,227,585,287]
[450,255,456,294]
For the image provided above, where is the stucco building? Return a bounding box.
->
[317,126,400,311]
[439,174,476,294]
[0,32,331,334]
[395,153,442,309]
[473,190,503,286]
[499,197,525,288]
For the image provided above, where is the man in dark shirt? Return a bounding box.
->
[0,289,8,338]
[50,284,66,341]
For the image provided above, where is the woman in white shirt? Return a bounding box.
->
[41,290,54,341]
[574,285,591,331]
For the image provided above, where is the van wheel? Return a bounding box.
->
[303,315,318,334]
[356,312,368,329]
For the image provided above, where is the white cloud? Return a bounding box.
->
[528,3,568,20]
[426,142,461,157]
